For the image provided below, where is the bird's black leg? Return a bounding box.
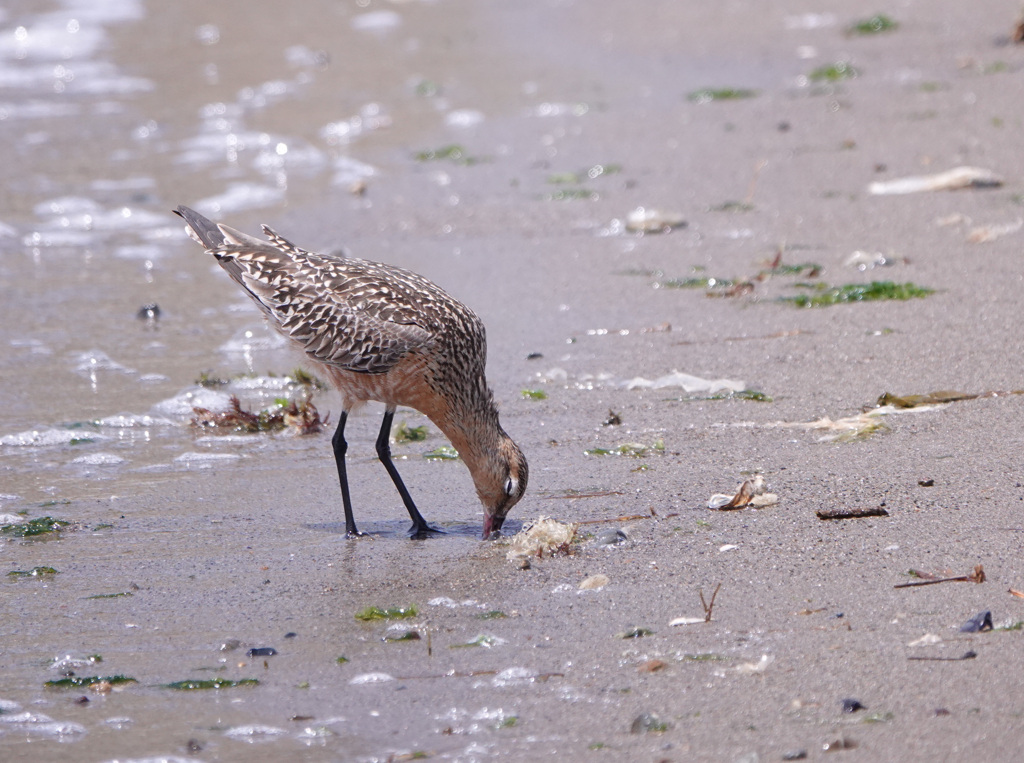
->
[332,411,364,537]
[376,408,442,538]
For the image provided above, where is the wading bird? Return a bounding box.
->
[175,206,527,539]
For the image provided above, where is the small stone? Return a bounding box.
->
[782,751,807,761]
[630,712,669,734]
[219,639,241,652]
[74,695,90,706]
[517,558,531,570]
[247,647,277,657]
[959,611,993,633]
[840,698,866,713]
[136,303,161,321]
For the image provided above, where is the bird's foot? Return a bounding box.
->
[345,528,369,539]
[408,523,444,539]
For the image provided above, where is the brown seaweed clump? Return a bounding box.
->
[191,395,323,435]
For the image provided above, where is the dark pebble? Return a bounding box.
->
[247,647,277,657]
[840,698,866,713]
[74,695,90,706]
[526,352,543,360]
[136,303,161,321]
[959,611,993,633]
[284,632,297,639]
[187,739,203,753]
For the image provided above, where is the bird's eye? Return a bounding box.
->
[504,477,518,496]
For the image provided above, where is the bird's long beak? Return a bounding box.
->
[482,513,504,540]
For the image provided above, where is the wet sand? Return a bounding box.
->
[3,1,1024,760]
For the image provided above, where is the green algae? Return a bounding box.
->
[687,88,758,103]
[8,566,59,577]
[423,445,459,460]
[394,421,428,443]
[848,15,897,35]
[162,678,259,690]
[809,62,858,82]
[781,281,933,307]
[2,516,70,537]
[355,604,419,621]
[46,675,136,689]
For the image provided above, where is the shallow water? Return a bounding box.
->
[5,1,1024,760]
[1,2,623,758]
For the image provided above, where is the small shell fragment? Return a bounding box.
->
[967,219,1022,243]
[625,206,687,233]
[578,573,610,590]
[709,475,777,510]
[732,654,773,674]
[669,616,705,626]
[844,250,891,270]
[868,166,1002,195]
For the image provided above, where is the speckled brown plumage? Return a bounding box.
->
[175,205,527,539]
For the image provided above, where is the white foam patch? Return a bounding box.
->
[194,183,285,215]
[223,724,287,740]
[219,327,287,353]
[491,667,538,687]
[0,710,86,739]
[0,427,108,447]
[151,388,235,418]
[71,452,125,465]
[95,413,176,428]
[350,10,401,32]
[174,452,242,463]
[348,672,395,685]
[72,350,135,375]
[332,156,376,187]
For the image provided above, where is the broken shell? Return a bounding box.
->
[578,573,610,590]
[868,166,1002,195]
[625,206,687,233]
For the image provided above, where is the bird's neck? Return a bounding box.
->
[433,398,504,505]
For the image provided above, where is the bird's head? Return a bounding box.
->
[478,434,528,540]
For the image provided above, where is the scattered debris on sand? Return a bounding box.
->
[506,517,578,561]
[709,475,778,510]
[191,395,323,435]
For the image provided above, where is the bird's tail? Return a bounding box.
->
[174,205,229,250]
